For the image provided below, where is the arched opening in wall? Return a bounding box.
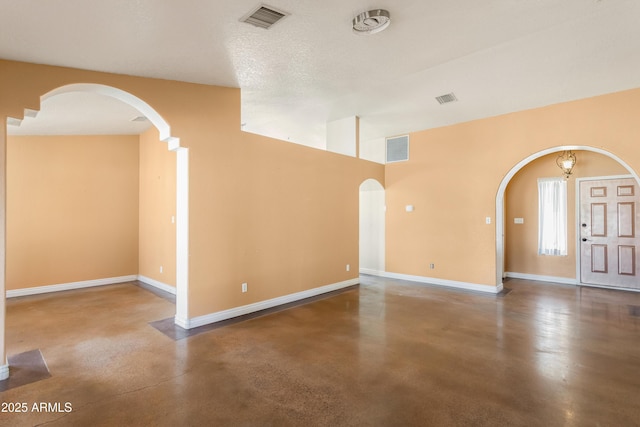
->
[5,84,189,328]
[497,147,640,291]
[359,179,385,276]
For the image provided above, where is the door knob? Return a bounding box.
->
[582,238,589,242]
[582,223,587,227]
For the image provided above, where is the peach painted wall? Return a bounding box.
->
[0,60,385,318]
[386,88,640,288]
[6,135,139,289]
[191,131,383,313]
[138,127,176,287]
[4,59,640,310]
[505,151,628,278]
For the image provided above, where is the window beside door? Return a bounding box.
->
[538,177,568,256]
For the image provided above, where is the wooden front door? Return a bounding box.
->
[580,178,640,289]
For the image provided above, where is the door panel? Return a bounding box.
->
[618,202,635,237]
[618,246,635,275]
[580,178,640,289]
[591,244,608,273]
[591,203,607,236]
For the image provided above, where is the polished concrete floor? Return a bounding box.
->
[1,276,640,426]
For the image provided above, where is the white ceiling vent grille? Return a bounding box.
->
[435,93,458,105]
[386,135,409,163]
[241,5,288,29]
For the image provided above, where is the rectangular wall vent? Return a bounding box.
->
[241,5,288,29]
[435,92,458,105]
[386,135,409,163]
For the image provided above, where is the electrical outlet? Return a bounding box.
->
[160,266,163,273]
[429,263,435,269]
[242,282,247,293]
[346,264,350,272]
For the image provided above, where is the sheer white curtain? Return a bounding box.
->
[538,177,568,256]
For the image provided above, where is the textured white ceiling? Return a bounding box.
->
[3,0,640,149]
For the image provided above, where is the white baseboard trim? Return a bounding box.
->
[180,278,359,330]
[359,268,385,276]
[379,271,503,294]
[0,363,9,380]
[578,282,640,293]
[505,272,578,285]
[174,315,190,329]
[6,275,138,298]
[137,275,176,295]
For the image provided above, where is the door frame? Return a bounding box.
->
[359,178,386,276]
[575,174,639,291]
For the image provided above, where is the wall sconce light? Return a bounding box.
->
[556,150,576,178]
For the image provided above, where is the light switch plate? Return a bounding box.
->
[514,218,524,224]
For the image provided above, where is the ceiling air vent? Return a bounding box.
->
[241,5,289,29]
[435,93,458,105]
[386,135,409,163]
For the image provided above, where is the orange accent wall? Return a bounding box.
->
[505,151,628,278]
[138,127,176,286]
[6,135,139,289]
[386,89,640,287]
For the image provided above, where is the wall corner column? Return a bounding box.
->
[0,120,9,379]
[174,146,190,328]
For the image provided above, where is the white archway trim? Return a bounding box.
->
[360,178,384,191]
[495,145,640,286]
[43,84,173,142]
[41,83,190,327]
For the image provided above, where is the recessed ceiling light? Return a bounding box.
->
[131,116,148,122]
[353,9,391,35]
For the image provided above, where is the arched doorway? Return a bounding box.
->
[8,83,189,326]
[495,146,640,286]
[359,179,385,276]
